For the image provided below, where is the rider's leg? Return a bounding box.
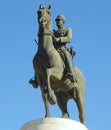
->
[63,50,75,82]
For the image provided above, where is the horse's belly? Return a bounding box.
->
[50,76,74,92]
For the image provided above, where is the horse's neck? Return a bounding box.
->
[38,27,54,51]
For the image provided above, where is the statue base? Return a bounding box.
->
[20,118,88,130]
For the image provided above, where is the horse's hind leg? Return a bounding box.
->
[55,92,69,118]
[75,90,85,124]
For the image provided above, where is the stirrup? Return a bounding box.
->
[29,79,38,88]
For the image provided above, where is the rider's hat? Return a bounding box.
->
[55,15,65,23]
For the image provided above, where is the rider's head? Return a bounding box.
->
[55,15,65,23]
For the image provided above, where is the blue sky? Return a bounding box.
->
[0,0,111,129]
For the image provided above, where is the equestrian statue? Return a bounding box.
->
[29,5,86,124]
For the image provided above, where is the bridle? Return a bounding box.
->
[38,8,51,29]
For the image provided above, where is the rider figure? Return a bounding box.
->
[53,15,75,82]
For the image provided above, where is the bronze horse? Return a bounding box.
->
[31,5,86,124]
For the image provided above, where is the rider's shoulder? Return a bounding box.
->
[65,27,72,31]
[64,28,72,34]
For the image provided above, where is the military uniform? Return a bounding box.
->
[54,15,75,82]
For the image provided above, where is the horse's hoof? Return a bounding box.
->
[79,115,85,124]
[45,114,50,118]
[62,113,69,118]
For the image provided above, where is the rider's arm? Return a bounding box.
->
[60,28,72,43]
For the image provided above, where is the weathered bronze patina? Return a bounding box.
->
[29,5,86,124]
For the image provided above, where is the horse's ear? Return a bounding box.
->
[48,4,51,9]
[39,4,42,9]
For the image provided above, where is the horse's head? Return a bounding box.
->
[37,5,51,29]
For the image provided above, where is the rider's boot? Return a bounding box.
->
[29,78,38,88]
[65,59,76,82]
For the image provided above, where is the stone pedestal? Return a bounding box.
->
[21,118,88,130]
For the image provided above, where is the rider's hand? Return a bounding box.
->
[54,37,61,42]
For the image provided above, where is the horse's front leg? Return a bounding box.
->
[40,87,50,117]
[45,68,57,105]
